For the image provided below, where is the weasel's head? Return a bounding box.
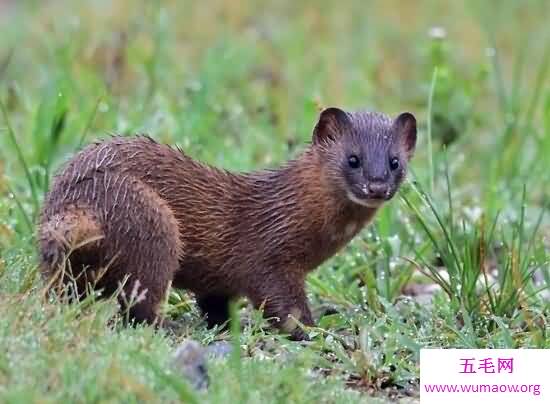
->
[312,107,417,208]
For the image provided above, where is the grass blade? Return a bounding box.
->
[0,99,39,212]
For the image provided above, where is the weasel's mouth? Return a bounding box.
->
[347,185,393,207]
[347,193,385,208]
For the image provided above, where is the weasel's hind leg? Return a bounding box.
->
[116,240,179,326]
[39,177,182,326]
[99,182,183,326]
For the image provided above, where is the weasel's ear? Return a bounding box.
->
[394,112,417,160]
[312,107,351,145]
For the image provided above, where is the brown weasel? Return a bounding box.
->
[38,107,417,340]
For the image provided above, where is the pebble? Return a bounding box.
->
[206,341,233,359]
[172,339,209,390]
[172,340,233,390]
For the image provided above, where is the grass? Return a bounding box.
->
[0,0,549,402]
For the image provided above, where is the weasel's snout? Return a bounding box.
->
[366,182,390,199]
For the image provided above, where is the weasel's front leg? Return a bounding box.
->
[248,274,314,341]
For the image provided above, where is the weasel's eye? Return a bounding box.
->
[390,157,400,171]
[348,155,360,169]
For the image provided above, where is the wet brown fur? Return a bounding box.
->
[38,108,416,339]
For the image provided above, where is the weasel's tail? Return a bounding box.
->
[38,208,103,284]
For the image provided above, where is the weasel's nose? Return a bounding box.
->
[367,182,388,198]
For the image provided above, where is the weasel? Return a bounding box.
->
[38,107,417,340]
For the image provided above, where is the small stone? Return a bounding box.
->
[172,339,209,390]
[206,341,233,359]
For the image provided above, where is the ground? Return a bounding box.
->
[0,1,548,403]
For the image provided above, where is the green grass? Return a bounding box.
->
[0,1,549,402]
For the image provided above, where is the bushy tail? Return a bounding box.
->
[38,208,104,287]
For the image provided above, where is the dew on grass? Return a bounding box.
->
[485,47,496,57]
[387,235,401,254]
[428,26,447,39]
[186,80,202,92]
[464,206,482,222]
